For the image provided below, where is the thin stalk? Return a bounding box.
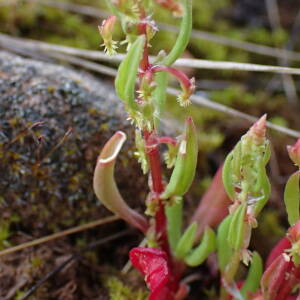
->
[154,0,193,128]
[137,5,170,258]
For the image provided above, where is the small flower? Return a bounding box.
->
[287,139,300,167]
[98,16,118,56]
[177,77,195,107]
[151,65,195,107]
[137,70,156,102]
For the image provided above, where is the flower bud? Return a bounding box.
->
[151,65,195,107]
[287,139,300,167]
[98,16,118,56]
[248,114,267,146]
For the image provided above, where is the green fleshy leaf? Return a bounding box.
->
[228,203,247,250]
[222,151,235,200]
[284,171,300,226]
[217,215,233,272]
[115,35,145,109]
[161,117,198,199]
[184,227,216,267]
[253,160,271,216]
[240,251,263,298]
[166,199,183,252]
[175,222,197,259]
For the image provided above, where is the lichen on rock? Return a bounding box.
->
[0,51,147,236]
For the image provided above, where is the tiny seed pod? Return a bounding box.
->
[184,227,216,267]
[217,215,233,272]
[174,222,197,260]
[160,117,198,199]
[284,171,300,226]
[228,202,247,250]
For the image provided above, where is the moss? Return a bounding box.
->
[0,222,11,250]
[104,276,148,300]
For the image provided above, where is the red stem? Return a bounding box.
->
[158,136,177,146]
[137,7,182,297]
[151,65,192,90]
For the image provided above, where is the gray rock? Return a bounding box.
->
[0,51,147,234]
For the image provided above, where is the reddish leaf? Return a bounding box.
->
[130,247,173,300]
[266,237,291,268]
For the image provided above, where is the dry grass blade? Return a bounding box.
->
[265,0,298,104]
[1,35,299,139]
[10,0,300,62]
[0,215,120,257]
[167,87,300,139]
[3,33,300,75]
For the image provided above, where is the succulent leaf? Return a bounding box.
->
[284,171,300,226]
[93,131,148,233]
[174,222,197,259]
[115,35,145,109]
[184,227,216,267]
[217,215,233,272]
[161,117,198,199]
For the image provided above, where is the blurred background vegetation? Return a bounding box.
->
[1,0,300,299]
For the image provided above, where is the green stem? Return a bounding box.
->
[104,0,120,17]
[104,0,127,32]
[153,0,193,129]
[163,0,193,67]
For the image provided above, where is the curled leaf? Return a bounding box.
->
[184,227,216,267]
[93,131,148,233]
[174,222,197,259]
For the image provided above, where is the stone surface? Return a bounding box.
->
[0,51,147,234]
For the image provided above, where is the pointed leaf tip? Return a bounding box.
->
[249,114,267,145]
